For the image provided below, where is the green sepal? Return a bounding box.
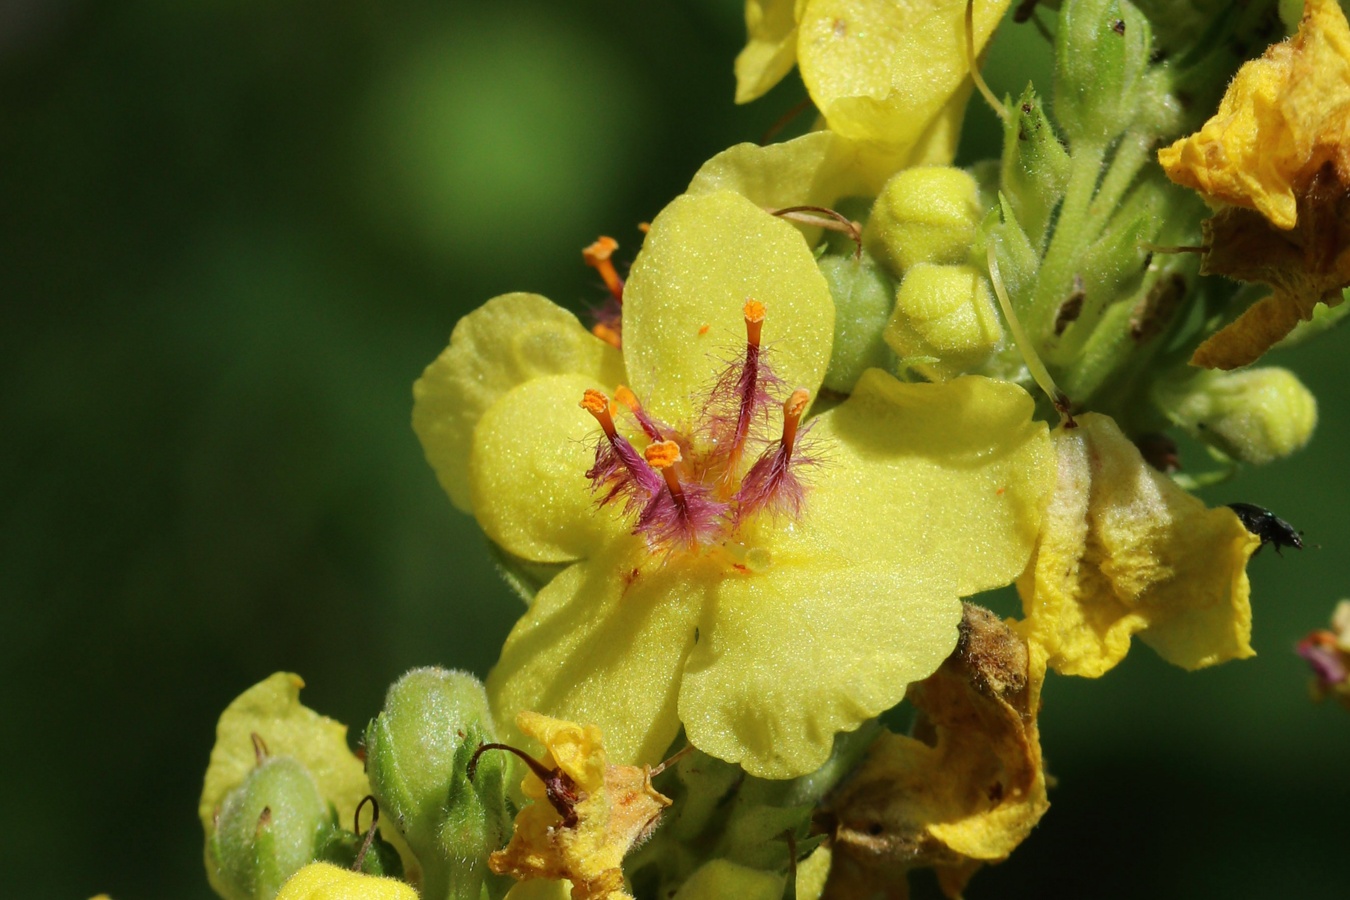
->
[818,251,898,394]
[364,668,513,900]
[1060,300,1136,401]
[1053,0,1153,147]
[486,540,567,605]
[1000,85,1071,249]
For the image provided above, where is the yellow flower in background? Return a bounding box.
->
[1016,414,1260,678]
[414,186,1054,779]
[275,864,418,900]
[1159,0,1350,369]
[487,713,671,900]
[822,606,1048,899]
[734,0,1012,188]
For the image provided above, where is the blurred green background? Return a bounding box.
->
[3,2,1347,898]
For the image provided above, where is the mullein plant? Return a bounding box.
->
[193,1,1350,898]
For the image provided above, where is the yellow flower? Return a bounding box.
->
[275,863,417,900]
[821,605,1048,899]
[734,0,1012,187]
[414,187,1054,779]
[1158,0,1350,369]
[486,713,671,900]
[1015,414,1260,678]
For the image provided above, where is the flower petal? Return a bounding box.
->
[1157,0,1350,230]
[414,293,623,511]
[488,539,707,767]
[809,370,1054,595]
[796,0,1009,148]
[679,542,962,779]
[733,0,802,104]
[470,374,623,563]
[1016,413,1260,677]
[687,132,869,212]
[622,190,834,426]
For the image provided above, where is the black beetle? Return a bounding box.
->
[1226,502,1304,556]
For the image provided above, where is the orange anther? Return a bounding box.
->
[743,299,765,348]
[583,236,624,302]
[644,440,683,470]
[580,389,617,437]
[580,389,609,415]
[698,323,710,335]
[582,236,618,265]
[781,388,810,452]
[637,222,651,233]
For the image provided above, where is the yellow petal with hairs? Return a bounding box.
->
[275,863,417,900]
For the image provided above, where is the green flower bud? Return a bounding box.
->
[885,263,1003,381]
[864,167,982,277]
[1000,85,1071,248]
[1153,367,1318,465]
[200,674,376,900]
[818,252,897,393]
[364,668,511,900]
[209,757,329,900]
[1053,0,1152,146]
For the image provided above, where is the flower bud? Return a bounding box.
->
[209,757,330,900]
[1000,86,1071,248]
[364,668,511,900]
[1053,0,1152,146]
[1153,367,1317,465]
[863,167,982,277]
[817,252,898,393]
[885,263,1003,381]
